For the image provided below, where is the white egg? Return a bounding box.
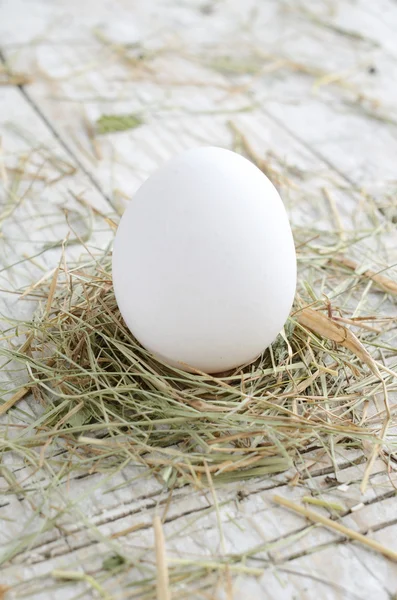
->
[112,147,296,373]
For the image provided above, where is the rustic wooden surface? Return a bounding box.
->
[1,0,397,598]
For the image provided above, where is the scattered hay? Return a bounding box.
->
[1,234,396,489]
[1,6,397,598]
[0,64,30,86]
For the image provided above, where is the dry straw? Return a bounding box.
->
[1,233,396,490]
[1,10,397,598]
[274,494,397,562]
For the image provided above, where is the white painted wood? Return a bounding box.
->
[1,0,397,598]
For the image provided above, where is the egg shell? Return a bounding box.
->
[112,146,296,373]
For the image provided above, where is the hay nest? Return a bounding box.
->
[3,240,396,492]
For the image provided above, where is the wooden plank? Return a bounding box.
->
[0,86,114,423]
[0,451,394,566]
[1,1,397,598]
[2,0,397,198]
[2,455,397,598]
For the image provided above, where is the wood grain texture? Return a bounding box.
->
[1,0,397,598]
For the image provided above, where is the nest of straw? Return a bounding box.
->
[3,239,396,491]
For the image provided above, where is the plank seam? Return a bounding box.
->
[0,48,114,210]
